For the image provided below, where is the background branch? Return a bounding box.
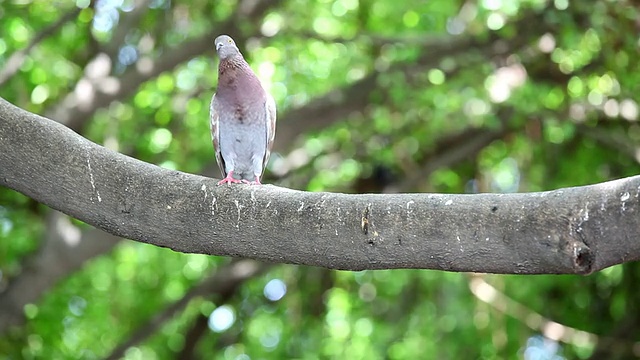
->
[0,5,84,86]
[0,212,119,332]
[105,259,270,360]
[44,0,283,131]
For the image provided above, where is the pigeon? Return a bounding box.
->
[210,35,276,185]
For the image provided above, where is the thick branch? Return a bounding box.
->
[0,26,523,318]
[1,98,640,274]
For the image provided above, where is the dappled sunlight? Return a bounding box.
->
[467,274,622,358]
[524,335,564,360]
[620,99,639,121]
[538,33,556,53]
[2,0,640,358]
[92,0,120,34]
[489,157,521,193]
[263,279,287,301]
[209,305,236,333]
[485,63,528,103]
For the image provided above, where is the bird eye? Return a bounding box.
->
[228,39,232,43]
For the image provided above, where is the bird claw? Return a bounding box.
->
[241,179,262,185]
[249,177,262,185]
[217,176,243,185]
[216,173,262,185]
[240,177,262,185]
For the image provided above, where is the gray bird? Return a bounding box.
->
[210,35,276,185]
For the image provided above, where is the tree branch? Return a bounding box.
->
[3,24,526,312]
[469,276,597,345]
[273,26,535,151]
[0,104,505,334]
[104,259,269,360]
[577,123,639,162]
[2,98,640,275]
[178,314,209,360]
[392,126,508,192]
[44,0,282,131]
[0,212,119,333]
[0,22,551,330]
[102,0,153,62]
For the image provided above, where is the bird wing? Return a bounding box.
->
[209,93,227,178]
[262,93,277,177]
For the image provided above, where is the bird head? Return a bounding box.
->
[214,35,241,60]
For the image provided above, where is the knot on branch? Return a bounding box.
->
[573,244,594,275]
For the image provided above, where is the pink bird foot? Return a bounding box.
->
[217,172,243,185]
[241,177,262,185]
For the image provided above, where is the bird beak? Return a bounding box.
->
[216,42,223,51]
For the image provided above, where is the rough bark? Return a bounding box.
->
[0,112,505,334]
[2,99,640,275]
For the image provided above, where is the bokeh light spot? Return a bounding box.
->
[208,305,236,332]
[427,69,445,85]
[486,13,505,30]
[31,85,50,104]
[264,279,287,301]
[403,11,420,28]
[149,128,172,154]
[24,303,38,319]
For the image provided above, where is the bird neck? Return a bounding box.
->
[217,57,263,94]
[219,56,247,77]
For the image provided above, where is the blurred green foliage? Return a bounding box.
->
[1,0,640,358]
